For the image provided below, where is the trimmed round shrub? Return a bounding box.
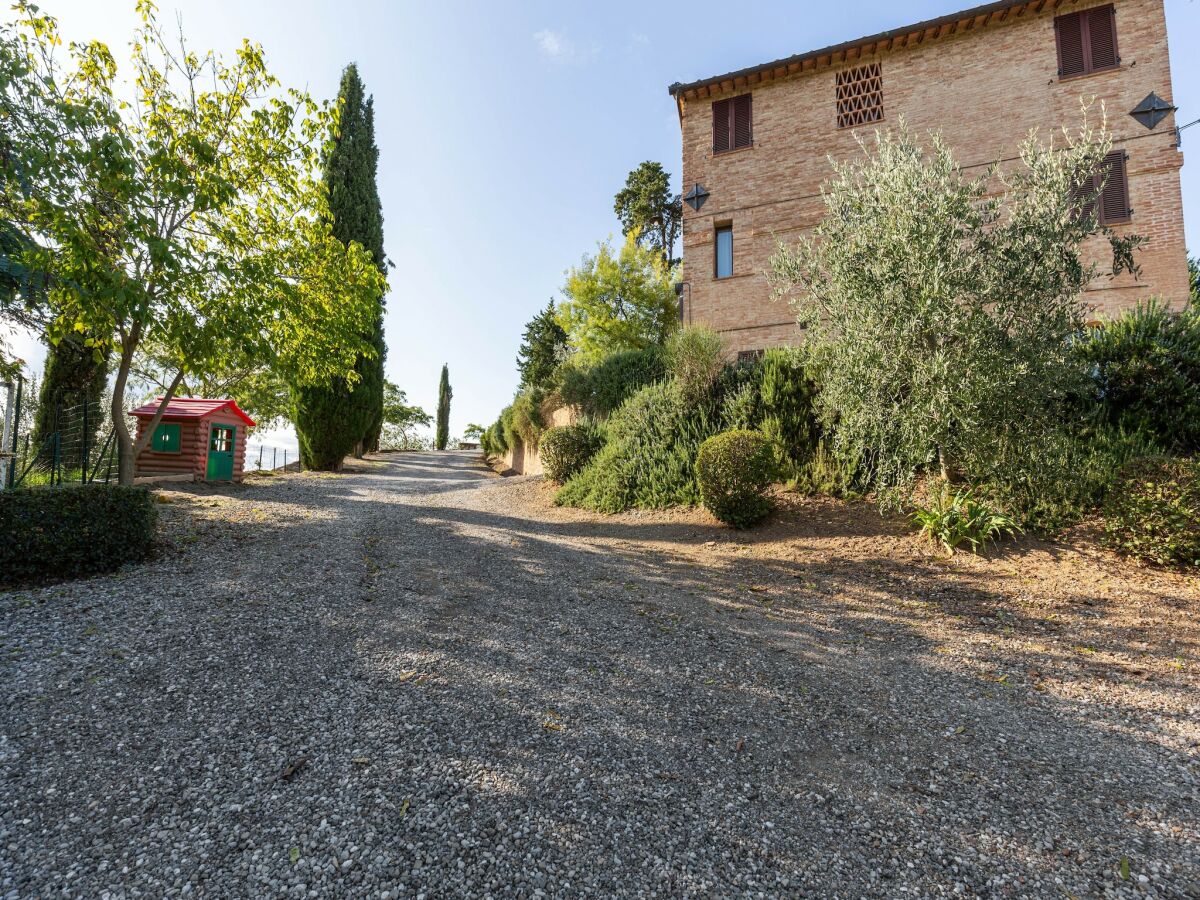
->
[539,422,605,483]
[695,430,777,528]
[0,484,158,585]
[1103,457,1200,567]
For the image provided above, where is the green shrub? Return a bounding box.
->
[558,347,665,419]
[0,484,158,584]
[985,423,1162,532]
[664,326,725,402]
[911,484,1020,555]
[790,438,862,499]
[1103,457,1200,567]
[759,347,819,476]
[539,421,606,483]
[695,430,777,528]
[556,379,722,512]
[1076,299,1200,453]
[509,389,546,446]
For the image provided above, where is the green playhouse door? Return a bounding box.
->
[206,425,236,481]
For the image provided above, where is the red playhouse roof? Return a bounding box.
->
[129,397,256,427]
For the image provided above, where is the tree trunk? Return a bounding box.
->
[112,340,137,486]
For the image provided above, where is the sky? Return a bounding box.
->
[5,0,1200,448]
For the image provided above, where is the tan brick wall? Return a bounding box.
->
[677,0,1189,354]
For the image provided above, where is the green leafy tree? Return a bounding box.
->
[769,119,1143,502]
[464,423,485,442]
[614,161,682,264]
[1189,254,1199,303]
[435,364,452,450]
[295,63,388,460]
[557,233,678,364]
[516,300,568,392]
[0,4,384,482]
[380,380,432,449]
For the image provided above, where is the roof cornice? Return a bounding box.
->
[668,0,1065,102]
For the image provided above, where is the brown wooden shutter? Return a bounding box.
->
[1056,12,1086,77]
[1099,150,1130,225]
[712,98,731,153]
[732,94,752,149]
[1087,6,1119,71]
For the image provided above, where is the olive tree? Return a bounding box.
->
[0,3,384,483]
[769,117,1143,500]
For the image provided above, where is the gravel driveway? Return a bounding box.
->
[1,450,1197,898]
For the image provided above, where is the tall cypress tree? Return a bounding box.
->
[291,63,387,468]
[435,364,451,451]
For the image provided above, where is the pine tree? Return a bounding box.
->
[435,364,452,450]
[291,63,387,468]
[516,300,568,392]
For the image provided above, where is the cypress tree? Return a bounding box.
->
[291,63,387,468]
[435,364,451,450]
[32,334,109,469]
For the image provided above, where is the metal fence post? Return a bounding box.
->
[52,401,61,486]
[273,447,278,470]
[81,399,89,484]
[283,449,288,470]
[7,376,22,489]
[258,445,263,468]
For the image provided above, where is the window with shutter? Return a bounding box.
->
[1073,150,1131,226]
[1098,150,1130,225]
[836,63,884,129]
[1055,5,1118,78]
[712,94,752,153]
[712,98,731,153]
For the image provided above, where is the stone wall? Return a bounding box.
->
[498,405,576,476]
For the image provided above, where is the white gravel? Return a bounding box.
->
[1,450,1197,898]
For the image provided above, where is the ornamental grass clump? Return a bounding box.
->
[1102,457,1200,568]
[695,430,777,528]
[911,483,1021,556]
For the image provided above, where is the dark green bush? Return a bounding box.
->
[556,378,722,512]
[664,326,725,402]
[695,430,777,528]
[790,438,862,499]
[1103,457,1199,567]
[985,423,1162,532]
[558,347,665,419]
[759,348,819,476]
[1076,300,1200,453]
[0,484,158,584]
[539,421,606,483]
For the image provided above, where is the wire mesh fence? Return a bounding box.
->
[1,378,116,488]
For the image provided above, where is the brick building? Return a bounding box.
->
[668,0,1189,356]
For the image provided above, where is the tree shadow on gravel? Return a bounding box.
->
[329,489,1199,896]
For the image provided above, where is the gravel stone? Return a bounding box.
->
[1,450,1196,898]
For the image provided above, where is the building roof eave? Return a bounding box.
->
[668,0,1048,101]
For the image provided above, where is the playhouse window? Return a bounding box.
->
[152,423,181,453]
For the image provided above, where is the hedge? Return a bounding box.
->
[0,484,158,585]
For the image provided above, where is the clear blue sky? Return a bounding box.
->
[9,0,1200,439]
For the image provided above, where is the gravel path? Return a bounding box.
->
[1,450,1197,898]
